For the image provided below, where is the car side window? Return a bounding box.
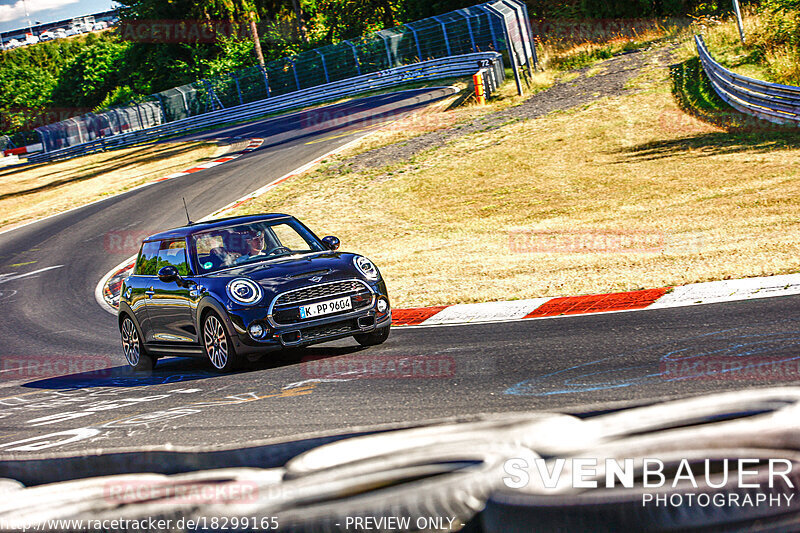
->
[135,241,161,276]
[157,240,191,276]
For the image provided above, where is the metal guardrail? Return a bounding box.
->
[28,52,503,164]
[30,0,534,156]
[695,35,800,125]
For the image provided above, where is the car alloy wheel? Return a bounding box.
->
[121,317,141,366]
[120,316,155,371]
[204,315,230,370]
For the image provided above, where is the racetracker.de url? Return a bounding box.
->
[0,516,278,532]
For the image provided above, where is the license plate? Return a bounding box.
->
[299,296,352,319]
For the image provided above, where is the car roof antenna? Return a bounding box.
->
[182,197,193,225]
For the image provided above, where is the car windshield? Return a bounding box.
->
[192,218,325,273]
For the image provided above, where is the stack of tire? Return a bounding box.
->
[1,388,799,532]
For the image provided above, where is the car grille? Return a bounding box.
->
[271,279,372,326]
[301,320,359,342]
[275,280,365,306]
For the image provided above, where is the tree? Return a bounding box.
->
[51,39,129,108]
[315,0,402,41]
[0,64,57,134]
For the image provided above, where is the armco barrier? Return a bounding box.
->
[31,0,535,157]
[695,34,800,125]
[28,52,503,164]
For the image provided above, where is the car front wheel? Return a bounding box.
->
[120,316,156,371]
[202,312,239,372]
[353,325,390,347]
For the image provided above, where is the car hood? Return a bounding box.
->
[203,251,367,295]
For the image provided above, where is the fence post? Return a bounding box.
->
[288,58,301,91]
[732,0,745,44]
[478,7,500,52]
[202,79,224,111]
[345,41,362,75]
[155,93,169,122]
[405,24,424,61]
[502,0,534,79]
[74,118,85,145]
[34,129,47,153]
[258,64,271,97]
[484,4,522,95]
[461,11,477,52]
[432,16,451,56]
[132,101,144,130]
[315,50,330,83]
[232,73,244,105]
[112,108,123,134]
[380,33,393,67]
[516,0,540,71]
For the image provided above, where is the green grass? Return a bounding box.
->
[671,31,799,132]
[695,8,800,86]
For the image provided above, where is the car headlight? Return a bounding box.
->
[354,256,380,281]
[226,278,262,305]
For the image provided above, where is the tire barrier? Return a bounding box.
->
[2,388,800,531]
[283,413,589,478]
[0,479,23,494]
[205,444,539,532]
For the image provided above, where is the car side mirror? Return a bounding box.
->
[322,236,340,251]
[158,265,181,284]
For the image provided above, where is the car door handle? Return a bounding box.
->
[145,288,155,297]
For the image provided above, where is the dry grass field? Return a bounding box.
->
[232,46,800,308]
[0,141,225,232]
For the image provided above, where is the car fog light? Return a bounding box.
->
[377,299,389,313]
[249,323,266,339]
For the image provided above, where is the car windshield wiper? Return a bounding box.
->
[239,251,297,265]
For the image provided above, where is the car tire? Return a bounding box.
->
[120,315,156,371]
[202,312,239,372]
[353,325,390,346]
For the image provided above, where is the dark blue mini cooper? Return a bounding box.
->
[118,214,391,372]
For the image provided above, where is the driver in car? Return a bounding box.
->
[234,229,267,264]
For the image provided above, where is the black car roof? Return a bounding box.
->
[142,213,293,242]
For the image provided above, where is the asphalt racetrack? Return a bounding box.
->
[0,87,799,456]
